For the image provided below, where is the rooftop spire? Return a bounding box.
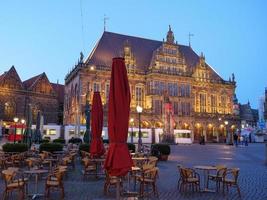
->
[166,25,175,44]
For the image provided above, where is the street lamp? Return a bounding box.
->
[224,120,231,144]
[136,105,143,152]
[130,118,134,144]
[13,117,19,144]
[21,119,26,139]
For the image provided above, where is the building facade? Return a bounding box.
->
[0,66,64,128]
[64,27,239,142]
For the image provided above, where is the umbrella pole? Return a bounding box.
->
[116,177,120,200]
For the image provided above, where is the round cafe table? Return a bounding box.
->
[132,157,148,168]
[24,169,48,199]
[194,165,217,192]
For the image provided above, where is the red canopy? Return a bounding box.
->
[104,57,133,176]
[90,91,105,158]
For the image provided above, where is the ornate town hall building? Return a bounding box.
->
[64,27,239,142]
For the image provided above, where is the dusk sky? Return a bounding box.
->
[1,0,267,108]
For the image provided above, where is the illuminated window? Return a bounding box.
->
[93,82,101,92]
[105,83,110,103]
[200,93,207,112]
[153,100,162,114]
[211,95,217,113]
[48,129,56,135]
[135,85,144,107]
[4,102,15,118]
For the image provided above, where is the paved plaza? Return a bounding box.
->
[0,143,266,200]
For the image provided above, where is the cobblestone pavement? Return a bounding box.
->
[0,143,266,200]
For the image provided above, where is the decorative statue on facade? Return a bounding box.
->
[79,52,84,63]
[162,91,175,143]
[232,73,235,82]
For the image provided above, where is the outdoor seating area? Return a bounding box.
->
[0,144,162,200]
[0,142,265,200]
[177,164,241,198]
[0,145,80,200]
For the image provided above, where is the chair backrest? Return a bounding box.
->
[2,169,16,186]
[180,167,194,181]
[148,156,158,167]
[142,167,159,181]
[230,168,239,183]
[223,168,240,183]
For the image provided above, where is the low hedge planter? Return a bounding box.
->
[151,143,171,161]
[2,143,28,153]
[39,143,63,153]
[53,138,66,144]
[79,143,90,153]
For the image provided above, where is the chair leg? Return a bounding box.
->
[2,190,7,200]
[177,178,181,189]
[179,183,183,192]
[61,186,64,199]
[236,185,241,198]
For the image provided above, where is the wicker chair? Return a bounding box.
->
[222,168,241,197]
[177,164,183,190]
[179,167,200,192]
[2,169,26,200]
[137,167,159,198]
[45,170,65,199]
[207,165,227,191]
[81,158,97,179]
[103,171,123,195]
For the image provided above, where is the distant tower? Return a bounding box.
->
[233,93,240,116]
[166,25,175,44]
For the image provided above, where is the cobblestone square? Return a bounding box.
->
[0,143,266,200]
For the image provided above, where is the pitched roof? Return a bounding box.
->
[0,66,24,89]
[51,83,65,103]
[23,74,42,89]
[86,31,200,71]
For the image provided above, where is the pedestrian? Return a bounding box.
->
[233,133,238,147]
[245,136,248,146]
[240,135,244,146]
[199,135,205,145]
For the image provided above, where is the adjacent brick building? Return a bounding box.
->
[0,66,64,126]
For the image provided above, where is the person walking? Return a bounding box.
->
[233,133,238,147]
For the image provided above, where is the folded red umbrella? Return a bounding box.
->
[90,91,105,158]
[104,57,133,176]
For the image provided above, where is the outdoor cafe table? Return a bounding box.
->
[132,157,148,168]
[24,169,48,199]
[44,158,58,169]
[194,165,217,192]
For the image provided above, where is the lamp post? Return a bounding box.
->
[130,118,134,144]
[84,92,91,143]
[21,119,25,140]
[136,105,143,152]
[13,117,19,144]
[224,120,230,144]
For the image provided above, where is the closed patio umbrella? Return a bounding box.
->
[90,91,105,158]
[104,57,133,177]
[34,111,42,144]
[24,104,32,146]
